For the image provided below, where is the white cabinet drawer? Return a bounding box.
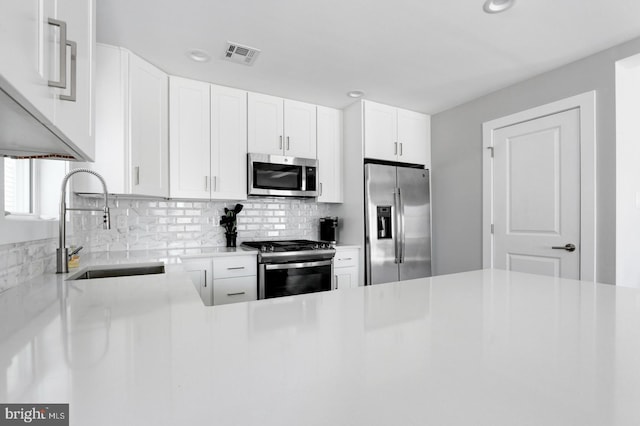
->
[334,249,358,268]
[213,276,257,305]
[213,256,257,279]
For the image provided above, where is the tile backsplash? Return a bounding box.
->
[71,196,331,252]
[0,238,58,292]
[0,196,331,291]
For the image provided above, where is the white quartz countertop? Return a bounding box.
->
[1,268,640,425]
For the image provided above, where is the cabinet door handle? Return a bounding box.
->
[286,136,290,151]
[335,275,338,290]
[399,142,403,156]
[394,142,398,155]
[203,270,207,288]
[339,258,352,261]
[134,166,140,185]
[227,292,246,296]
[279,135,283,150]
[227,266,245,270]
[213,176,217,192]
[205,176,209,191]
[319,182,323,196]
[47,18,68,89]
[59,40,77,102]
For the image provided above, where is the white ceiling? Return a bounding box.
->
[97,0,640,114]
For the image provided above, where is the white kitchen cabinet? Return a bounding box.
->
[210,84,248,200]
[182,257,213,306]
[169,77,211,199]
[316,106,343,203]
[213,276,257,305]
[53,0,96,160]
[169,77,247,200]
[334,247,360,290]
[73,44,169,197]
[182,254,257,306]
[0,0,95,160]
[213,255,257,305]
[248,92,317,158]
[363,100,430,167]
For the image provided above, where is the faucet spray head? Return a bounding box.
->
[103,206,111,230]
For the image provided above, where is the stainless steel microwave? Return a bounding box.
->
[247,153,318,197]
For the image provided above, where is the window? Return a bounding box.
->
[3,158,68,219]
[1,158,68,245]
[3,158,33,215]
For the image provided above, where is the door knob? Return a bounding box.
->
[552,243,576,252]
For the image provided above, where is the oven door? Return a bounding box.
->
[259,260,334,299]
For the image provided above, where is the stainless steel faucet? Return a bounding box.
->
[57,168,110,273]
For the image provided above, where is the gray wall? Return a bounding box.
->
[431,36,640,284]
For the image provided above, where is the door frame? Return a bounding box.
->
[482,91,597,281]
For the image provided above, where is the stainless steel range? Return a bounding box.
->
[242,240,336,299]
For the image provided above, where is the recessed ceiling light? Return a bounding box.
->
[483,0,515,14]
[187,49,211,63]
[347,90,365,98]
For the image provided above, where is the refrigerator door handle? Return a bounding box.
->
[393,188,401,264]
[398,188,406,263]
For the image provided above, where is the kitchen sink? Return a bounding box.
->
[67,262,165,280]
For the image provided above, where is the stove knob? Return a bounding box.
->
[313,243,320,249]
[260,245,268,253]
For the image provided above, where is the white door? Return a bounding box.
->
[53,0,95,160]
[492,108,580,278]
[284,99,316,158]
[316,106,343,203]
[128,52,169,197]
[397,109,430,167]
[210,84,247,200]
[247,92,283,155]
[363,100,397,162]
[169,77,211,199]
[0,0,56,122]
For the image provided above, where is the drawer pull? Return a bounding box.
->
[338,258,353,261]
[227,266,246,270]
[227,292,246,296]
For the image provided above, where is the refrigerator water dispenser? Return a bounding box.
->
[377,206,392,239]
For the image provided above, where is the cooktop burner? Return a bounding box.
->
[242,239,333,253]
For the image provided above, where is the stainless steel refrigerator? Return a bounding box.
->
[365,162,432,285]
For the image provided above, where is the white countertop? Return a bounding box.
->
[1,268,639,425]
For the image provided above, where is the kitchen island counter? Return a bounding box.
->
[1,268,639,425]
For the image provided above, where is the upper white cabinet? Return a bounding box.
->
[316,106,343,203]
[73,44,169,197]
[169,77,211,199]
[248,92,317,159]
[169,77,247,200]
[0,0,95,160]
[363,100,430,167]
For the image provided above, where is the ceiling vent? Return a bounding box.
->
[223,42,261,66]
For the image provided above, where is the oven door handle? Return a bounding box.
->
[265,260,333,270]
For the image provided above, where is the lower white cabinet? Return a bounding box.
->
[182,254,257,306]
[334,247,360,290]
[181,257,213,305]
[213,276,257,305]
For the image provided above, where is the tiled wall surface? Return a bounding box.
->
[71,196,331,253]
[0,196,331,292]
[0,238,58,293]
